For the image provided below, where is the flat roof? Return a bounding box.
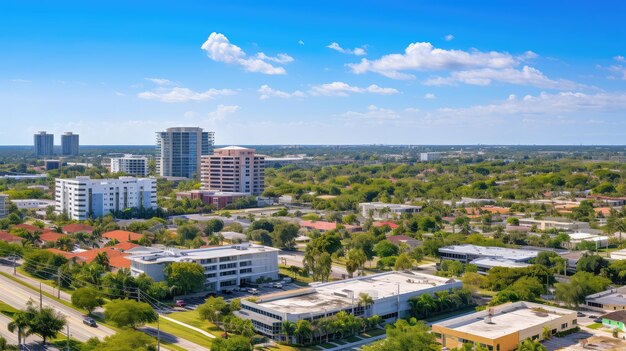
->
[255,271,458,315]
[569,232,609,241]
[586,286,626,306]
[129,243,279,264]
[434,302,575,339]
[470,258,531,269]
[439,244,538,261]
[359,202,422,209]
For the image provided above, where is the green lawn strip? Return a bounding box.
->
[16,266,75,295]
[360,328,386,338]
[586,323,602,330]
[344,336,361,343]
[0,271,77,311]
[0,300,19,318]
[49,337,84,350]
[166,309,223,337]
[147,316,213,349]
[333,339,347,345]
[319,342,336,349]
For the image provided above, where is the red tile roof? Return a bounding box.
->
[62,224,94,234]
[108,256,131,269]
[45,248,76,259]
[299,220,360,232]
[0,231,22,243]
[13,224,49,234]
[39,232,67,243]
[73,247,125,263]
[113,242,140,251]
[102,230,143,242]
[372,221,399,229]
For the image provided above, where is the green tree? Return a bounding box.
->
[165,262,205,295]
[281,321,296,344]
[576,254,609,275]
[82,330,157,351]
[346,248,367,277]
[294,319,313,345]
[362,319,439,351]
[555,271,611,307]
[198,296,230,323]
[516,338,548,351]
[7,310,33,348]
[373,240,399,258]
[104,299,158,328]
[211,335,252,351]
[71,286,105,315]
[394,253,414,271]
[29,305,66,344]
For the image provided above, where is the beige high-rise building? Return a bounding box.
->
[201,146,265,195]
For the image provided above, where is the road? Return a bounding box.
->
[140,324,210,351]
[0,272,115,342]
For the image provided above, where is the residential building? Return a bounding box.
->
[61,132,79,156]
[110,154,149,176]
[601,311,626,332]
[55,176,156,220]
[156,127,214,178]
[438,244,539,264]
[566,232,609,249]
[386,235,420,249]
[585,286,626,313]
[0,231,22,244]
[200,146,265,195]
[432,301,577,351]
[62,223,94,234]
[34,131,54,156]
[0,194,8,218]
[129,243,280,291]
[175,190,249,210]
[359,202,422,220]
[237,271,461,340]
[102,230,143,243]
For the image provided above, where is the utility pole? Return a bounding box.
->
[66,324,70,351]
[157,315,161,351]
[12,254,16,275]
[57,267,62,299]
[39,282,43,309]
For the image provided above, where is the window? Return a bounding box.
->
[561,323,568,329]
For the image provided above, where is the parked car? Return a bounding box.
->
[594,318,603,323]
[223,290,233,295]
[83,317,97,327]
[248,288,259,295]
[175,300,186,308]
[271,283,283,289]
[577,312,586,317]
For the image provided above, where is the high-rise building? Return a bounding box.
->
[0,194,9,218]
[61,132,79,156]
[55,176,156,220]
[200,146,265,195]
[34,131,54,156]
[110,154,149,176]
[156,127,214,179]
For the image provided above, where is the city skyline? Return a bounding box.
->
[1,1,625,145]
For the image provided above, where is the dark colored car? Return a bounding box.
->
[83,317,97,327]
[175,300,186,307]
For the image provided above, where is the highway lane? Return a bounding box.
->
[0,273,115,342]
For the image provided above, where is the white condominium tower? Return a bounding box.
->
[201,146,265,195]
[156,127,214,179]
[55,176,156,220]
[111,154,149,176]
[34,131,54,156]
[61,132,79,156]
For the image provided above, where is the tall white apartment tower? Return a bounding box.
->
[61,132,79,156]
[155,127,214,179]
[34,131,54,156]
[55,176,156,220]
[110,155,149,176]
[200,146,265,195]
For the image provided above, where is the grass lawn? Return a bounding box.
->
[0,300,19,318]
[587,323,603,330]
[360,328,386,338]
[166,309,223,337]
[344,336,361,342]
[279,265,314,284]
[147,317,214,349]
[319,342,337,349]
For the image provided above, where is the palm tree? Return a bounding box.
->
[56,236,74,251]
[357,293,374,317]
[294,320,312,345]
[517,338,548,351]
[8,310,33,348]
[281,321,296,344]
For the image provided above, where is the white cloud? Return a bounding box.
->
[207,104,240,122]
[258,85,306,100]
[298,40,305,45]
[341,105,400,124]
[348,42,517,79]
[424,93,436,99]
[138,87,237,103]
[423,66,581,89]
[327,42,367,56]
[200,32,291,75]
[614,55,625,62]
[145,77,172,85]
[444,34,454,41]
[114,91,125,96]
[310,81,399,96]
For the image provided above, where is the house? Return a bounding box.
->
[102,230,143,243]
[601,310,626,331]
[372,221,399,230]
[0,231,23,244]
[386,235,420,248]
[220,231,247,243]
[45,248,77,260]
[299,220,361,233]
[12,223,50,234]
[62,223,94,234]
[38,232,67,245]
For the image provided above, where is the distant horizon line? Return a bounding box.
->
[2,144,626,147]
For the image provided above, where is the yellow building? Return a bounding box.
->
[432,302,577,351]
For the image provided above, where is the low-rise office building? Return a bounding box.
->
[237,271,461,340]
[432,301,577,351]
[55,176,156,220]
[12,199,56,210]
[0,194,8,218]
[439,244,539,265]
[359,202,422,220]
[518,218,589,232]
[585,286,626,313]
[470,258,531,274]
[129,243,279,292]
[175,190,249,210]
[566,232,609,249]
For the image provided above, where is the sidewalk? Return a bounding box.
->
[160,314,216,339]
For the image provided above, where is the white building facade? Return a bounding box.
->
[129,243,279,292]
[201,146,265,195]
[111,154,149,176]
[359,202,422,220]
[55,176,156,220]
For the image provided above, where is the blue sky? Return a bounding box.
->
[1,0,625,145]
